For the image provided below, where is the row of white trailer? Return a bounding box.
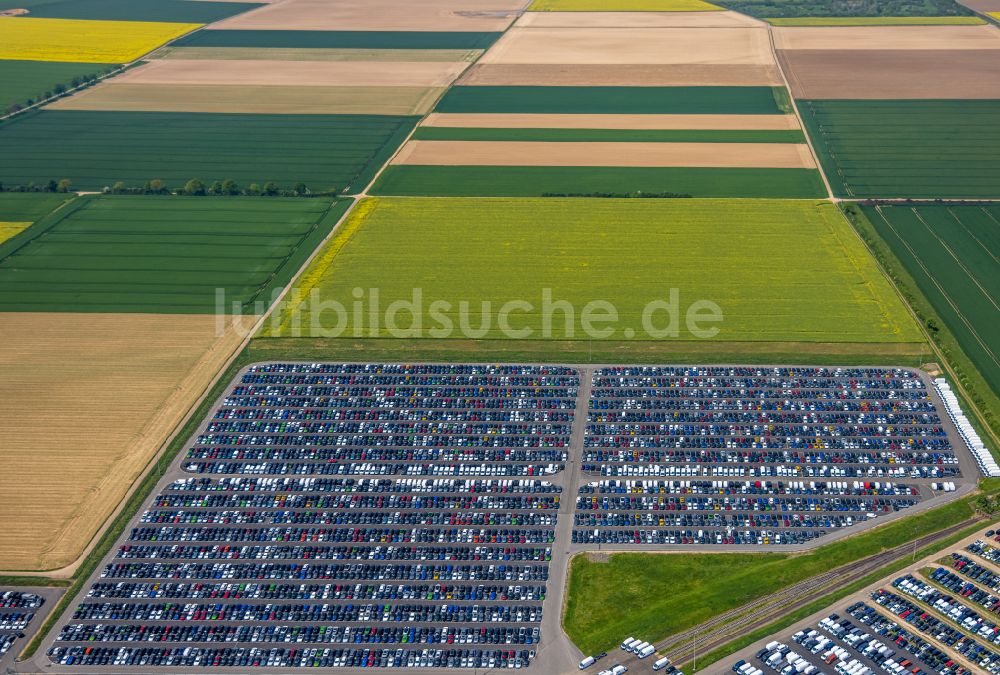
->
[933,379,999,477]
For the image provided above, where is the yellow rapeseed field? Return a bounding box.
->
[0,17,201,64]
[0,222,30,245]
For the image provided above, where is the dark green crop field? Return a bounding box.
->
[861,203,1000,398]
[0,195,351,313]
[717,0,974,17]
[410,127,806,143]
[799,100,1000,198]
[0,60,115,114]
[434,86,788,114]
[0,0,262,22]
[371,166,826,198]
[176,30,502,50]
[0,193,74,222]
[0,110,417,193]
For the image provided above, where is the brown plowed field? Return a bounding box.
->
[516,10,761,27]
[211,0,527,31]
[480,26,774,64]
[114,58,468,88]
[421,112,802,130]
[391,140,817,168]
[773,24,1000,50]
[0,313,252,572]
[459,62,781,86]
[48,83,445,114]
[778,49,1000,98]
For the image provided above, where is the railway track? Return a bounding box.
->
[615,516,984,671]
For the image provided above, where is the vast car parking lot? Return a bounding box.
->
[36,363,975,672]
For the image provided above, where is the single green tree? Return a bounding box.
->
[221,179,239,195]
[149,179,166,194]
[185,178,207,196]
[262,181,279,196]
[112,181,126,194]
[245,183,261,196]
[46,179,58,193]
[293,182,308,196]
[209,180,223,196]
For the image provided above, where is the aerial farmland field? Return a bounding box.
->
[0,17,200,63]
[0,192,72,244]
[0,195,350,313]
[0,0,262,22]
[174,29,504,50]
[0,60,114,113]
[799,100,1000,198]
[859,204,1000,400]
[0,110,416,192]
[529,0,723,9]
[263,197,920,345]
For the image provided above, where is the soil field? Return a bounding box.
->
[480,26,773,64]
[0,60,115,112]
[516,10,758,26]
[778,49,1000,98]
[772,24,1000,49]
[411,127,805,142]
[459,63,781,86]
[528,0,722,10]
[111,59,468,88]
[0,0,261,22]
[961,0,1000,10]
[767,16,986,24]
[0,311,250,571]
[48,83,444,114]
[434,86,787,114]
[390,139,816,168]
[155,46,483,62]
[371,165,826,197]
[0,17,200,63]
[422,112,802,129]
[799,99,1000,198]
[210,0,524,31]
[861,203,1000,399]
[0,193,74,222]
[176,29,503,50]
[0,195,350,313]
[0,110,417,192]
[264,197,919,343]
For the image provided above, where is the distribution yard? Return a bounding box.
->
[0,196,349,313]
[0,312,248,571]
[860,204,1000,401]
[0,111,416,192]
[265,198,920,343]
[800,100,1000,198]
[0,17,200,63]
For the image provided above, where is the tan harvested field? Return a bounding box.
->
[391,140,816,168]
[114,58,468,88]
[211,0,527,31]
[459,62,781,85]
[480,26,774,64]
[155,46,483,62]
[422,112,802,130]
[0,313,251,572]
[48,83,445,114]
[773,24,1000,50]
[778,49,1000,98]
[516,10,761,27]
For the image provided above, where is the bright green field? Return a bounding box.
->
[0,195,350,313]
[0,110,417,193]
[862,204,1000,399]
[264,197,921,343]
[766,15,984,23]
[564,489,988,656]
[0,60,115,113]
[175,30,502,50]
[410,127,806,143]
[434,86,788,115]
[371,166,826,198]
[799,100,1000,198]
[0,192,74,221]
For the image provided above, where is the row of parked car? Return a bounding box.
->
[576,495,913,513]
[927,567,1000,616]
[892,574,1000,645]
[950,552,1000,593]
[591,366,925,387]
[844,602,969,674]
[580,480,917,497]
[99,561,550,582]
[585,466,957,479]
[582,449,951,466]
[49,646,538,668]
[57,623,541,645]
[0,591,44,662]
[51,364,574,669]
[572,529,824,546]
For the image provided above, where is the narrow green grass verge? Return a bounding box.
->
[410,127,806,143]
